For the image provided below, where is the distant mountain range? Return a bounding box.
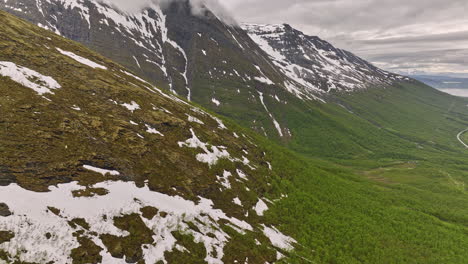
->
[397,70,468,79]
[411,75,468,89]
[411,75,468,97]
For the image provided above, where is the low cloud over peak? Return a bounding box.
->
[100,0,237,25]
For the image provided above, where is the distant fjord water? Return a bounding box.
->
[411,75,468,97]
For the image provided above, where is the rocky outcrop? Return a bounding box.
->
[0,203,11,217]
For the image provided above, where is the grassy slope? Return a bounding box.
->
[257,82,468,263]
[269,153,468,263]
[204,69,468,262]
[211,103,468,264]
[276,82,467,159]
[116,27,468,261]
[205,79,468,263]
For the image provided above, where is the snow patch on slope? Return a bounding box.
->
[262,225,296,250]
[254,199,269,216]
[0,181,256,263]
[121,101,140,112]
[83,165,120,176]
[216,170,232,189]
[258,92,283,137]
[178,128,231,166]
[57,48,107,69]
[211,97,221,106]
[145,124,164,136]
[0,61,61,95]
[187,114,205,125]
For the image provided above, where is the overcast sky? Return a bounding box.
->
[220,0,468,75]
[106,0,468,75]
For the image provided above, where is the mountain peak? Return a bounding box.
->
[241,23,287,33]
[243,23,408,93]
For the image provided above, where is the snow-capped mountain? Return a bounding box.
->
[242,23,408,94]
[0,0,413,140]
[0,0,407,102]
[0,0,289,101]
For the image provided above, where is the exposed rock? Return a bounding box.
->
[0,166,15,186]
[0,203,11,217]
[0,231,14,244]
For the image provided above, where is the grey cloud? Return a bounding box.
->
[224,0,467,33]
[222,0,468,74]
[359,31,468,45]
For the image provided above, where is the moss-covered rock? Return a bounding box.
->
[100,214,154,263]
[164,231,207,264]
[0,203,11,217]
[0,231,14,244]
[70,236,103,264]
[140,206,159,220]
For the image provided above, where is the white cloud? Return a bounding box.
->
[99,0,149,13]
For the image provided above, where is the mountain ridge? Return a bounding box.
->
[0,0,420,144]
[0,0,408,100]
[242,22,409,95]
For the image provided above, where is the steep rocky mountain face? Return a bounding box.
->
[0,10,298,263]
[0,0,187,94]
[0,0,287,99]
[242,23,408,93]
[0,0,407,99]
